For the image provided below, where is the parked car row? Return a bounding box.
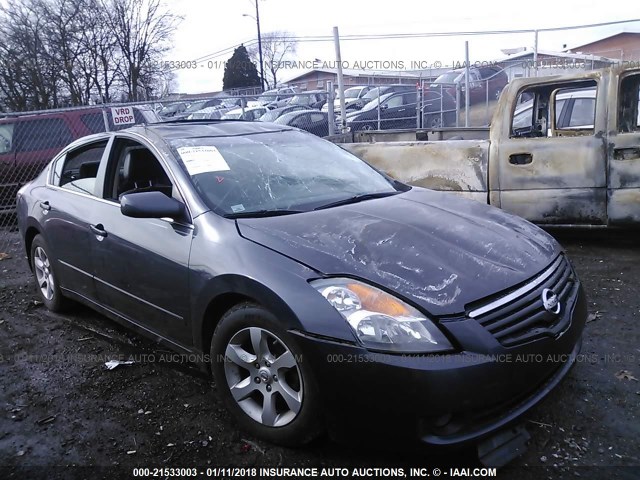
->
[177,85,458,136]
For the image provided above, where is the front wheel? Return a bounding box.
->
[210,303,323,446]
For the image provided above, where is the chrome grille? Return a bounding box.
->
[468,255,578,347]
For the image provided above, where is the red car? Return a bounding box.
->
[0,106,158,210]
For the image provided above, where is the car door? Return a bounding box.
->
[305,112,328,137]
[88,135,194,344]
[0,120,16,208]
[607,70,640,224]
[39,136,112,300]
[380,93,406,129]
[494,76,607,225]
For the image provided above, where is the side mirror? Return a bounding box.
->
[120,191,185,220]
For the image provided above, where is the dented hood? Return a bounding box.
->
[236,188,560,316]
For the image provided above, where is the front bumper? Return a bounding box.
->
[292,284,587,446]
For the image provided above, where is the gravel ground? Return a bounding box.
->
[0,228,638,480]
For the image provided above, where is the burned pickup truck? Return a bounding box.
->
[337,66,640,226]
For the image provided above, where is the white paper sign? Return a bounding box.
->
[177,146,230,175]
[111,106,135,125]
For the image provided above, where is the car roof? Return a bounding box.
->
[127,120,294,140]
[274,109,322,123]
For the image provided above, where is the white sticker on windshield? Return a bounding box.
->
[177,146,230,175]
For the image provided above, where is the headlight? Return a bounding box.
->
[311,278,453,353]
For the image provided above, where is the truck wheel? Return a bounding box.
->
[424,114,443,129]
[210,303,323,446]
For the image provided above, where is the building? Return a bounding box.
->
[282,68,427,91]
[565,29,640,61]
[496,49,615,81]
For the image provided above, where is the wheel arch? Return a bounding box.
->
[193,274,305,358]
[23,218,43,269]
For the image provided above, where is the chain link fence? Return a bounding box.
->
[0,86,462,253]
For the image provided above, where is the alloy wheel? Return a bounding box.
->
[33,246,54,301]
[223,327,303,427]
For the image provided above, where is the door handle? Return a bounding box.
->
[613,147,640,160]
[89,224,108,238]
[39,201,51,211]
[509,153,533,165]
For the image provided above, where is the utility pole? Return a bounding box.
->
[255,0,265,91]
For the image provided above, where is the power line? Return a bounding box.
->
[191,18,640,61]
[180,18,640,73]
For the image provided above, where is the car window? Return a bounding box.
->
[618,74,640,133]
[170,130,397,216]
[52,140,108,196]
[402,92,417,107]
[105,139,175,201]
[309,113,325,123]
[567,98,595,128]
[0,123,14,154]
[81,112,108,134]
[512,103,533,130]
[290,114,306,128]
[511,80,597,138]
[384,95,403,108]
[15,118,74,152]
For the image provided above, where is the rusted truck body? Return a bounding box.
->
[336,66,640,226]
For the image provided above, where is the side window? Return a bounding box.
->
[309,113,325,123]
[0,122,14,154]
[53,140,108,196]
[384,95,403,108]
[402,92,417,107]
[511,80,597,138]
[290,115,306,128]
[567,98,595,128]
[105,139,174,201]
[14,118,74,152]
[81,112,108,134]
[619,74,640,133]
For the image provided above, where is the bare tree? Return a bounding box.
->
[104,0,182,101]
[0,0,181,110]
[0,0,60,110]
[247,31,297,89]
[76,0,121,103]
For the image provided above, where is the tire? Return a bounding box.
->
[424,114,443,129]
[494,88,503,101]
[30,234,68,312]
[210,303,323,446]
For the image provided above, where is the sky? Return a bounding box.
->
[169,0,640,93]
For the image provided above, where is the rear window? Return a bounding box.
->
[81,112,108,134]
[15,118,74,152]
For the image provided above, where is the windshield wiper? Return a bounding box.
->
[313,191,400,211]
[224,209,305,219]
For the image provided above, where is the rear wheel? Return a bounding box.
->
[424,114,443,129]
[30,235,67,312]
[210,303,323,446]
